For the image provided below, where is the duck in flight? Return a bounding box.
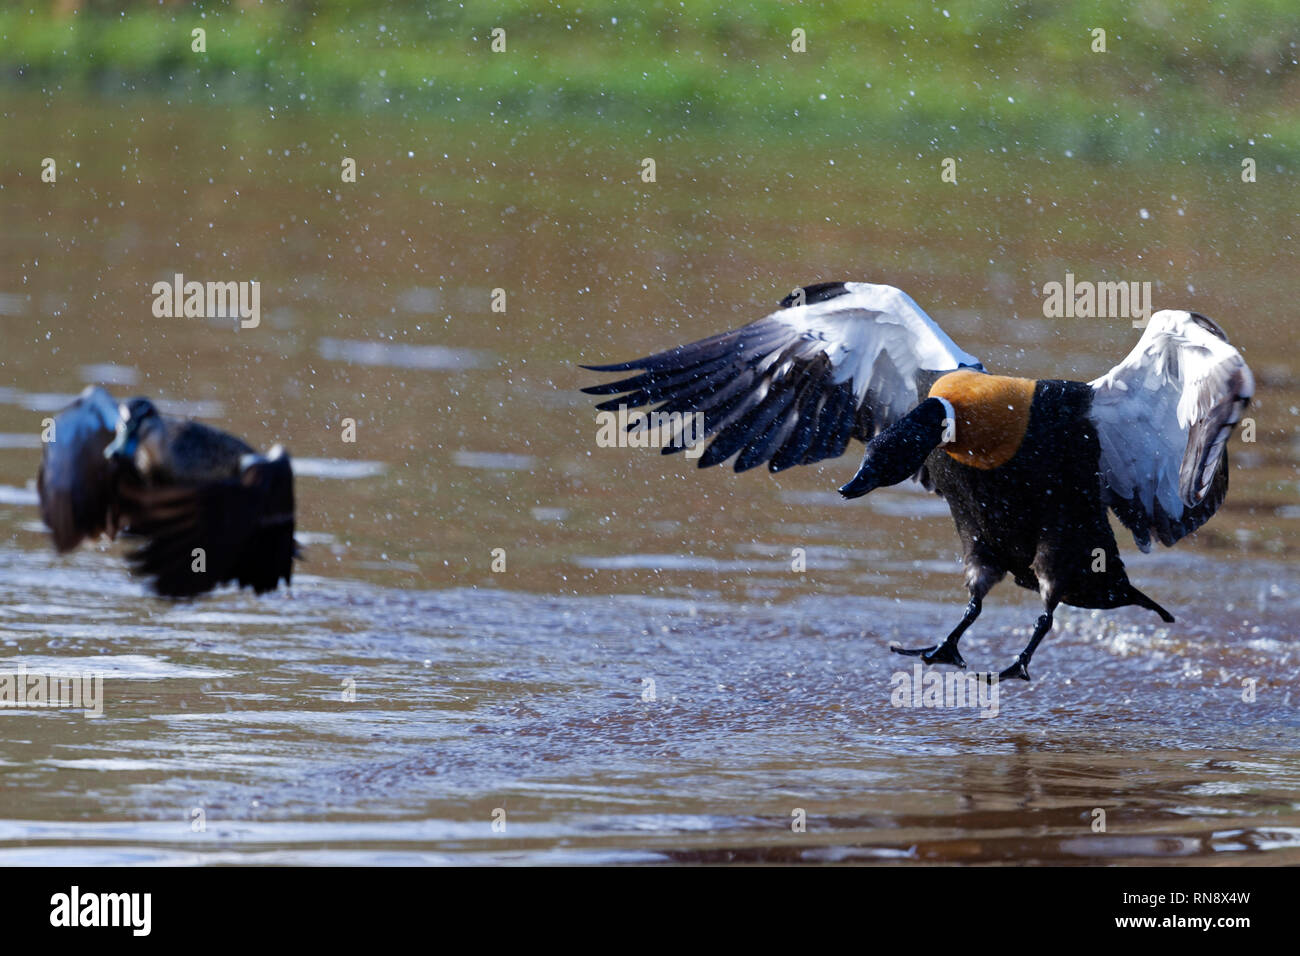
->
[37,387,298,597]
[582,281,1254,682]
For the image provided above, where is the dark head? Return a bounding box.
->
[839,397,952,499]
[104,398,163,466]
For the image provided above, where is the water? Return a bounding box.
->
[0,92,1297,864]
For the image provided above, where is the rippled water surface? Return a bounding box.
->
[0,93,1297,864]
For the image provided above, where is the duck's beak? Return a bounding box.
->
[839,460,884,499]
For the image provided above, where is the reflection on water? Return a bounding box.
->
[317,337,492,371]
[0,551,1297,865]
[291,458,387,480]
[0,92,1297,864]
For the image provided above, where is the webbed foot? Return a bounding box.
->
[891,641,967,669]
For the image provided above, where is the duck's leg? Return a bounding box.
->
[998,597,1060,682]
[891,563,1001,669]
[892,594,983,668]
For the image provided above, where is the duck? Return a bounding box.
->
[582,281,1254,681]
[37,387,298,597]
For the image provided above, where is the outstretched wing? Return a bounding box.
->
[581,281,982,473]
[119,446,298,597]
[37,386,123,551]
[1088,310,1254,551]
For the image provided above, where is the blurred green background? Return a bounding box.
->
[2,0,1297,163]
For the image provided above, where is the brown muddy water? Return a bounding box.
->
[0,92,1297,864]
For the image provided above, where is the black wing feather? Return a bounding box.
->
[120,453,297,597]
[582,283,981,474]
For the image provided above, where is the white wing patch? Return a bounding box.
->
[583,282,981,473]
[762,283,979,425]
[1088,309,1254,550]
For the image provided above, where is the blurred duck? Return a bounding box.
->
[583,281,1254,681]
[37,387,297,597]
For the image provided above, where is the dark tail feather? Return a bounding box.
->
[1126,584,1175,623]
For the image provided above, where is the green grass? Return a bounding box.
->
[1,0,1297,163]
